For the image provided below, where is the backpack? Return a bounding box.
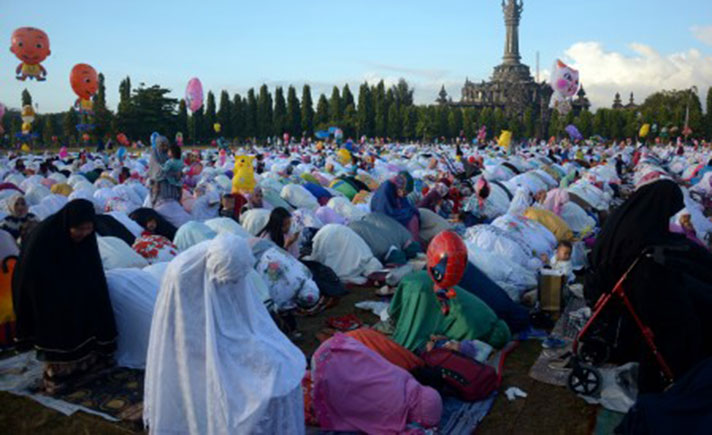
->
[421,347,498,402]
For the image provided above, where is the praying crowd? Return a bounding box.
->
[1,136,712,434]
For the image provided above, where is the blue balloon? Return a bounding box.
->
[150,131,160,148]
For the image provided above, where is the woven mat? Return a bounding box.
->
[528,297,587,386]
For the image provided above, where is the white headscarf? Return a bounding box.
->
[143,234,305,434]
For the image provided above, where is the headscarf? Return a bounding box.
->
[542,188,570,216]
[173,221,217,251]
[12,199,117,362]
[144,234,306,434]
[311,333,441,433]
[475,177,490,209]
[371,175,419,228]
[391,171,414,194]
[590,180,684,294]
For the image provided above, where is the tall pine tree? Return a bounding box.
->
[231,94,244,139]
[217,90,232,137]
[286,86,301,138]
[328,86,342,126]
[256,84,273,139]
[373,81,387,137]
[177,99,189,139]
[357,83,374,137]
[341,84,355,115]
[92,73,112,139]
[21,89,32,107]
[314,94,329,130]
[205,91,217,137]
[273,87,287,136]
[300,85,314,136]
[245,89,258,139]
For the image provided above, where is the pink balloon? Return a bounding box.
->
[185,78,204,113]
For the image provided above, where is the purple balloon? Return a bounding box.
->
[185,78,204,113]
[565,124,583,141]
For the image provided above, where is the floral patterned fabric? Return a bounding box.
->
[132,234,179,264]
[255,247,319,311]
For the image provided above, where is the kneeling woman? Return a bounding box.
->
[12,199,117,393]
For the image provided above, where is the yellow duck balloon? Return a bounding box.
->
[232,155,256,194]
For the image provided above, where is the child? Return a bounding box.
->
[160,144,184,188]
[541,240,574,282]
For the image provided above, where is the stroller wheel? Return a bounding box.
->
[578,338,611,365]
[568,363,602,396]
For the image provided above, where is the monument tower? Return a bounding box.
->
[439,0,589,118]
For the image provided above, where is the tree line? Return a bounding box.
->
[1,77,711,147]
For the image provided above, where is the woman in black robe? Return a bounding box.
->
[12,199,117,392]
[587,180,712,392]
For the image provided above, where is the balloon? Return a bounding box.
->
[21,105,35,124]
[10,27,51,81]
[549,59,580,115]
[70,63,98,114]
[565,124,583,141]
[21,122,32,134]
[232,155,256,194]
[497,130,512,149]
[639,123,650,138]
[117,133,129,146]
[21,144,31,153]
[426,231,468,314]
[82,133,90,142]
[185,77,204,113]
[150,132,159,148]
[213,122,221,133]
[337,148,351,166]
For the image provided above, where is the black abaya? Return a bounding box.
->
[12,199,117,362]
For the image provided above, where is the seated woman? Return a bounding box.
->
[371,171,420,240]
[309,333,442,433]
[257,207,300,257]
[12,199,117,393]
[1,194,38,242]
[389,271,511,352]
[144,234,306,434]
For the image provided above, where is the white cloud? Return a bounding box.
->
[692,25,712,46]
[562,41,712,109]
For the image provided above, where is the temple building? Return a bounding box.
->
[438,0,590,117]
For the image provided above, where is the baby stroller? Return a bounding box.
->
[567,245,684,395]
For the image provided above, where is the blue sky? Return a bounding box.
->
[2,0,711,112]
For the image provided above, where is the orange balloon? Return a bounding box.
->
[70,63,98,100]
[10,27,51,65]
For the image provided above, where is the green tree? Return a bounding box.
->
[314,94,329,130]
[341,84,355,114]
[478,108,493,139]
[593,109,607,138]
[92,73,112,139]
[286,86,301,138]
[41,116,53,146]
[300,85,314,137]
[328,86,342,125]
[129,84,178,141]
[205,91,217,138]
[231,94,244,139]
[523,108,535,138]
[342,103,357,139]
[548,110,561,138]
[273,87,287,137]
[387,103,401,140]
[394,79,414,107]
[63,107,78,143]
[357,83,374,137]
[416,106,436,140]
[462,108,475,139]
[217,90,232,138]
[436,106,449,139]
[21,89,32,107]
[373,81,387,137]
[256,84,273,139]
[492,108,506,136]
[177,99,189,139]
[116,76,133,134]
[244,89,257,139]
[401,106,417,140]
[577,110,594,139]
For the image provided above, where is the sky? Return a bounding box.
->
[1,0,711,113]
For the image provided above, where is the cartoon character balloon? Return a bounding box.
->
[21,105,35,124]
[185,78,204,113]
[426,231,468,315]
[232,155,256,194]
[70,63,98,114]
[213,122,221,133]
[497,130,512,149]
[10,27,51,81]
[549,59,580,115]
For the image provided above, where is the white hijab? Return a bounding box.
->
[143,234,305,434]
